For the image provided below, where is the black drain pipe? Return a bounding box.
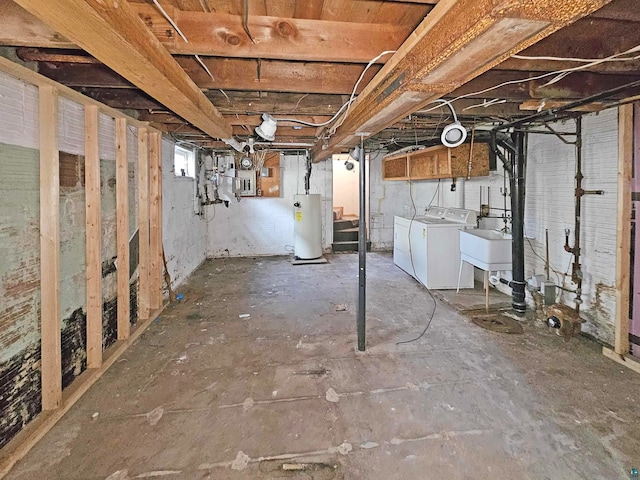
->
[510,131,527,314]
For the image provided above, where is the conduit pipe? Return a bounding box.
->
[222,137,246,152]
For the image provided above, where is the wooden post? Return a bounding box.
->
[138,128,150,320]
[116,118,130,339]
[149,131,162,309]
[85,105,102,368]
[615,103,633,355]
[39,85,62,410]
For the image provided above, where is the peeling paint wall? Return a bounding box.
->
[0,144,41,448]
[524,109,619,344]
[162,138,208,288]
[206,154,333,257]
[0,73,144,448]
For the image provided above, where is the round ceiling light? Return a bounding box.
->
[441,121,467,148]
[255,113,277,141]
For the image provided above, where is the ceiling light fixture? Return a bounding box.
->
[255,113,277,141]
[348,146,362,162]
[431,99,467,148]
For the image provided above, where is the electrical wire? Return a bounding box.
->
[274,50,397,129]
[410,42,640,128]
[442,43,640,106]
[151,0,216,81]
[395,121,439,346]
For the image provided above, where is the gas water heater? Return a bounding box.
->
[293,194,322,260]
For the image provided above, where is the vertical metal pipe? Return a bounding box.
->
[573,117,583,312]
[510,131,527,314]
[357,137,367,351]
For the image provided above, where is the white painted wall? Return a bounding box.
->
[523,109,619,343]
[368,150,473,250]
[206,153,333,257]
[333,154,359,216]
[161,139,208,288]
[0,71,38,149]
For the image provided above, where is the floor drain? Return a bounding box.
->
[471,314,524,334]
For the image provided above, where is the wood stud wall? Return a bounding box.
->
[116,118,130,340]
[39,85,62,411]
[0,59,166,476]
[138,128,151,320]
[85,105,102,369]
[603,103,640,374]
[149,132,163,310]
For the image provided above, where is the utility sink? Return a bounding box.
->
[459,229,512,271]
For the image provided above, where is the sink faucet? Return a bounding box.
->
[501,213,511,233]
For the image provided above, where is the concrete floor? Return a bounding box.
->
[6,253,640,479]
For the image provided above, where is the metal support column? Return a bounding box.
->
[357,136,367,351]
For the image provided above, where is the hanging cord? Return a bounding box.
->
[274,51,397,129]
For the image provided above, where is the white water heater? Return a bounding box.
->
[294,194,322,260]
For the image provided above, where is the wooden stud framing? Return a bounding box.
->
[615,103,633,356]
[39,85,62,411]
[116,118,130,340]
[0,49,166,477]
[603,102,639,374]
[0,305,167,478]
[85,105,102,369]
[138,128,151,320]
[149,132,163,310]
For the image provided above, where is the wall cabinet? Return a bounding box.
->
[382,143,490,181]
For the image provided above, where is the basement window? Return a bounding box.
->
[174,145,195,178]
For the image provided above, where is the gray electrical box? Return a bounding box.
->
[541,281,557,306]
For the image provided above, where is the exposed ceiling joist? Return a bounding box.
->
[0,2,414,64]
[312,0,613,161]
[33,57,381,95]
[13,0,232,139]
[135,5,411,63]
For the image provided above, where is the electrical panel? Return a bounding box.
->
[236,170,257,196]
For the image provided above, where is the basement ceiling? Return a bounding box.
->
[1,0,639,158]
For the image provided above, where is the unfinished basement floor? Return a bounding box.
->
[6,253,640,479]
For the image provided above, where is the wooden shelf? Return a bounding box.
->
[382,143,489,181]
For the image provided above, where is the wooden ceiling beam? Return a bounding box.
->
[76,88,347,116]
[0,3,413,64]
[14,0,232,139]
[312,0,614,161]
[35,57,381,95]
[138,5,412,63]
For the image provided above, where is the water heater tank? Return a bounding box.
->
[294,194,322,260]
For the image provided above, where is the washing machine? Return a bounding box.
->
[394,207,476,289]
